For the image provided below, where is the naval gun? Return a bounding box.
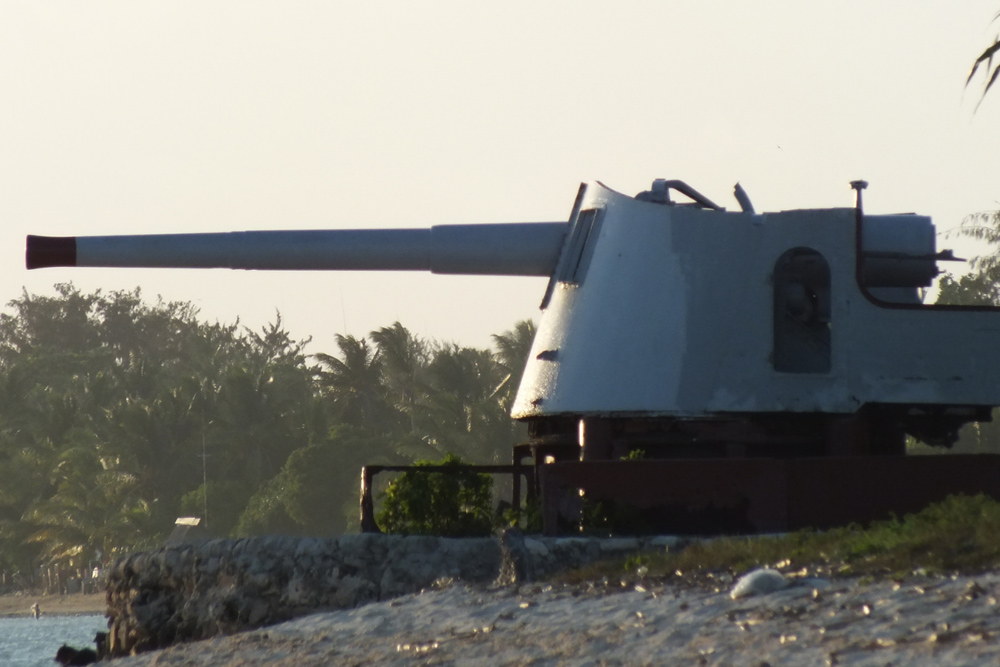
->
[26,179,1000,534]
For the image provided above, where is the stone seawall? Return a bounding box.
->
[104,531,678,657]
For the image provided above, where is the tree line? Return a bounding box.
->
[0,283,534,585]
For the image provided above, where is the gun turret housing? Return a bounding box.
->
[25,178,1000,451]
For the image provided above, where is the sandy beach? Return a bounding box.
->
[18,564,1000,665]
[0,593,105,618]
[110,571,1000,666]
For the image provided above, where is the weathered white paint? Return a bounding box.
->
[512,182,1000,419]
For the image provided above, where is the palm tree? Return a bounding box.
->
[315,335,395,432]
[24,436,153,572]
[491,320,536,412]
[370,322,428,433]
[414,345,512,462]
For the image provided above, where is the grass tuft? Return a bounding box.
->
[557,494,1000,586]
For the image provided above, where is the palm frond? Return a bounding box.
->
[968,39,1000,84]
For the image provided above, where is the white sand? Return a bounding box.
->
[112,572,1000,666]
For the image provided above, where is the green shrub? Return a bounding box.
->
[377,453,493,537]
[500,495,543,533]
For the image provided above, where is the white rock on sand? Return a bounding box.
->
[730,568,789,599]
[112,572,1000,666]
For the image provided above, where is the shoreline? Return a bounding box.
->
[0,592,106,618]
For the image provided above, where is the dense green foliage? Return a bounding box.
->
[376,453,494,537]
[0,283,533,582]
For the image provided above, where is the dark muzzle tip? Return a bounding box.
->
[26,235,77,269]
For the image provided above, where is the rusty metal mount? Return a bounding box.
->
[539,455,1000,536]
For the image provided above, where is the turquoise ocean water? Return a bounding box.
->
[0,614,106,667]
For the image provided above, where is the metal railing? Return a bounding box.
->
[359,459,534,533]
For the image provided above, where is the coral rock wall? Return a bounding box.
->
[104,532,676,657]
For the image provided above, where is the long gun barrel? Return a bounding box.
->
[26,223,568,276]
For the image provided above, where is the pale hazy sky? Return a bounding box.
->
[3,1,1000,351]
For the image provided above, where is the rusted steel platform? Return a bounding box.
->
[539,455,1000,536]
